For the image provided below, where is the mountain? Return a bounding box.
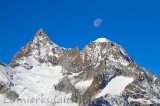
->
[0,29,159,106]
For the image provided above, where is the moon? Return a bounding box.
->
[94,18,103,28]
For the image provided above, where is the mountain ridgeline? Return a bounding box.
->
[0,29,159,106]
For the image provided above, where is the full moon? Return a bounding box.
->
[94,18,103,28]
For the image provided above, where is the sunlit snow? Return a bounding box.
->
[0,57,78,106]
[94,38,109,42]
[96,76,134,97]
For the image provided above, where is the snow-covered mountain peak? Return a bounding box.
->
[34,28,46,36]
[9,29,61,68]
[32,28,58,47]
[94,38,109,42]
[83,37,134,67]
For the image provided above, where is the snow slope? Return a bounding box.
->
[0,57,78,106]
[96,76,134,98]
[0,66,12,85]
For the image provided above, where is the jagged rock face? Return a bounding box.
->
[9,29,83,73]
[127,67,160,103]
[9,29,63,68]
[6,29,160,106]
[61,46,84,73]
[82,41,133,68]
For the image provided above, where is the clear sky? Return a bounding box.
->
[0,0,160,75]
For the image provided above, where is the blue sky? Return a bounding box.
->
[0,0,160,75]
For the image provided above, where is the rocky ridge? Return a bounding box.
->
[0,29,159,106]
